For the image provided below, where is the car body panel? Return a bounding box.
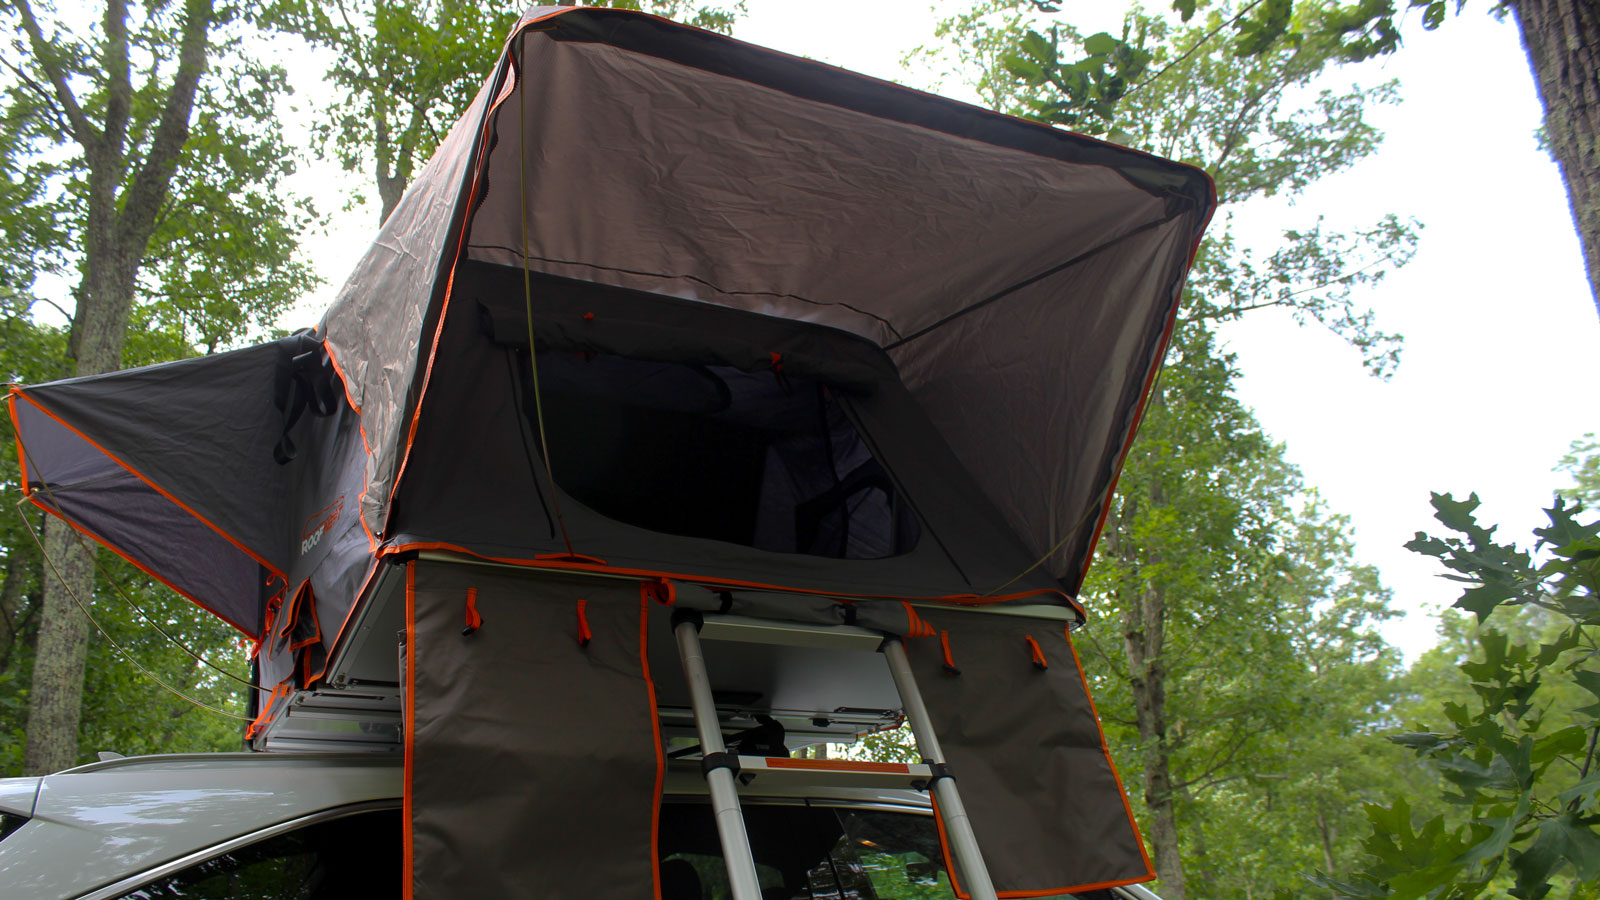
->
[0,754,399,900]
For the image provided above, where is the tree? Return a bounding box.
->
[927,5,1419,895]
[995,0,1600,318]
[274,0,744,223]
[1,0,316,774]
[1314,492,1600,900]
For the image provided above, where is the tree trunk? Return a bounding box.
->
[1122,581,1186,900]
[22,140,143,776]
[378,172,406,225]
[22,522,96,774]
[17,0,213,775]
[1316,809,1337,874]
[1508,0,1600,318]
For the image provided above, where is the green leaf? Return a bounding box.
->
[1531,725,1587,765]
[1171,0,1198,22]
[1573,670,1600,717]
[1557,771,1600,813]
[1083,32,1119,56]
[1529,813,1600,881]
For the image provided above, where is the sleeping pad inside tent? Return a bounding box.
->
[7,5,1215,899]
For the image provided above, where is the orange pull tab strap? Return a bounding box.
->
[462,588,482,636]
[641,578,676,606]
[900,601,935,639]
[938,630,960,676]
[1025,635,1048,670]
[576,598,592,647]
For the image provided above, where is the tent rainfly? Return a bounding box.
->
[9,6,1215,899]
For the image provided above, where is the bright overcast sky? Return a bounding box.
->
[276,2,1598,659]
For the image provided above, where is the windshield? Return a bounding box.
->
[660,803,955,900]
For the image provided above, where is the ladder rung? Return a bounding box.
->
[734,756,935,790]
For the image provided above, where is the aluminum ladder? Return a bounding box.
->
[670,609,999,900]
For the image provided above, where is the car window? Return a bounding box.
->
[114,808,398,900]
[658,803,960,900]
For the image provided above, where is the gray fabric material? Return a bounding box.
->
[408,561,661,900]
[10,334,366,643]
[910,608,1150,894]
[315,7,1212,589]
[320,73,499,545]
[388,266,1060,601]
[9,345,296,635]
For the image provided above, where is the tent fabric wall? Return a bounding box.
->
[385,261,1063,604]
[437,10,1212,592]
[406,560,662,900]
[909,607,1151,895]
[7,343,301,636]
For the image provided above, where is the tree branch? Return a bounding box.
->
[8,0,97,147]
[118,0,213,254]
[2,57,75,138]
[102,0,132,158]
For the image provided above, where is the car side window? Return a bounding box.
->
[115,807,399,899]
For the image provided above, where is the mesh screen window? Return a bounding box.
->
[526,352,919,559]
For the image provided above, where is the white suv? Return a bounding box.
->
[0,751,1164,900]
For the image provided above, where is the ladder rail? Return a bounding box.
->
[672,611,1001,900]
[673,614,765,900]
[882,637,1000,900]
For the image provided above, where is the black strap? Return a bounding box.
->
[273,333,341,465]
[911,761,955,791]
[701,751,741,779]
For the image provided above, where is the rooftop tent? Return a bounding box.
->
[326,6,1215,600]
[8,5,1214,900]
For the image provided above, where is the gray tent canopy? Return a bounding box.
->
[9,6,1214,898]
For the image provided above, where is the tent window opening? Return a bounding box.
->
[524,351,919,559]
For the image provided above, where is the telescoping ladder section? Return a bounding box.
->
[670,609,999,900]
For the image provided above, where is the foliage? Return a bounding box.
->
[272,0,744,221]
[1559,435,1600,507]
[927,2,1418,377]
[0,0,314,772]
[1310,493,1600,900]
[0,0,319,354]
[990,0,1481,142]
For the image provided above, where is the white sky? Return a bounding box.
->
[273,2,1599,660]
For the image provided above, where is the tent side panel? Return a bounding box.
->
[911,609,1152,895]
[10,390,266,636]
[320,71,498,544]
[889,219,1197,593]
[406,561,662,900]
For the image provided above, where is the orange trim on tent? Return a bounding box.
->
[900,600,935,638]
[20,492,260,639]
[1075,188,1218,593]
[8,392,28,492]
[762,758,910,774]
[244,681,293,740]
[289,583,323,653]
[303,558,383,689]
[385,13,557,524]
[463,587,482,634]
[936,791,1156,900]
[576,597,592,646]
[937,630,959,675]
[320,342,379,553]
[1063,627,1156,881]
[640,588,666,900]
[9,387,289,603]
[375,540,1078,612]
[1024,635,1047,670]
[403,561,417,900]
